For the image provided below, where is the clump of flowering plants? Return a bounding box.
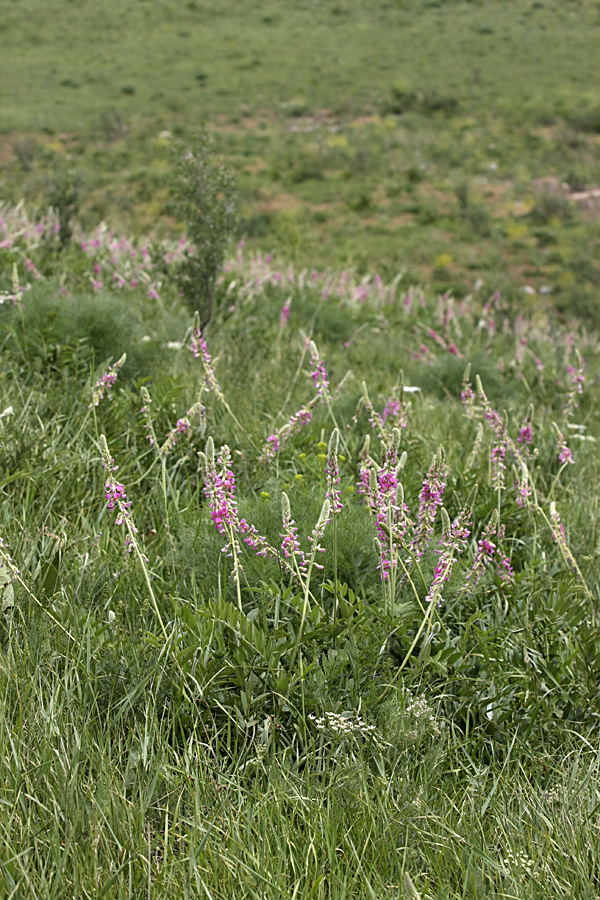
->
[4,206,581,747]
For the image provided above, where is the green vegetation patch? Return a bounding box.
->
[1,206,600,895]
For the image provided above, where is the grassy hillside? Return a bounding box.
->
[1,0,600,316]
[3,0,600,130]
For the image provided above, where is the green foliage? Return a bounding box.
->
[172,131,238,326]
[2,245,600,893]
[1,280,182,381]
[45,169,82,249]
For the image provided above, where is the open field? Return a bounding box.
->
[2,0,600,317]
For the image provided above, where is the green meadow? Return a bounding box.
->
[1,1,600,897]
[2,0,600,316]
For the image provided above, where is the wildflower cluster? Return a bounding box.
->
[382,387,411,430]
[358,429,411,580]
[307,499,331,571]
[554,423,574,466]
[404,691,441,738]
[308,711,382,746]
[460,511,498,596]
[355,382,385,438]
[494,526,515,584]
[513,461,532,508]
[463,373,536,508]
[281,492,307,573]
[517,405,534,447]
[503,850,535,877]
[278,297,291,329]
[352,381,410,440]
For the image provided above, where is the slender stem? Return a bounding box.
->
[377,599,439,704]
[332,513,339,641]
[288,553,316,675]
[224,520,243,612]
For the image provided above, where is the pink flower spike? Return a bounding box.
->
[279,299,291,329]
[99,435,139,555]
[412,447,448,559]
[460,510,498,596]
[549,501,577,572]
[325,428,343,518]
[90,353,126,408]
[554,423,574,466]
[190,312,223,398]
[259,403,314,462]
[309,341,331,402]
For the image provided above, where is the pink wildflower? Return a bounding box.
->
[260,403,315,462]
[461,365,476,420]
[554,423,574,466]
[411,448,447,559]
[490,442,507,492]
[279,301,291,329]
[90,354,126,408]
[518,423,533,445]
[309,341,331,401]
[200,439,279,573]
[514,463,532,508]
[382,398,401,422]
[325,428,343,518]
[190,312,223,397]
[563,353,585,419]
[549,502,577,573]
[460,512,498,596]
[100,435,139,554]
[426,488,476,605]
[281,492,308,573]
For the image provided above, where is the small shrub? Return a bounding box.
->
[46,170,82,250]
[172,130,238,327]
[13,137,39,172]
[529,190,573,226]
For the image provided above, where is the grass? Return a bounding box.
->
[1,0,600,321]
[1,206,600,895]
[2,1,600,894]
